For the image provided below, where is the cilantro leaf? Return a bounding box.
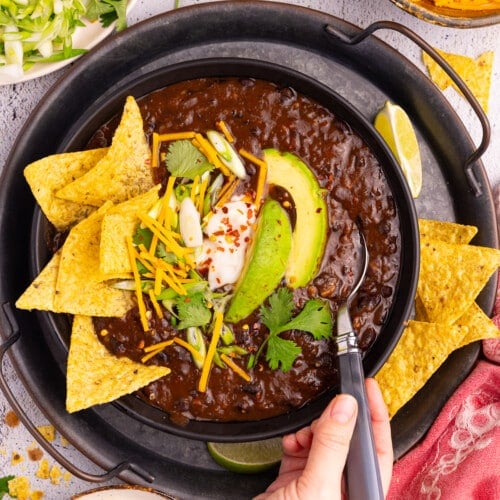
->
[276,298,332,340]
[176,292,212,329]
[133,225,153,248]
[261,287,294,331]
[132,225,177,264]
[0,475,15,499]
[166,140,214,179]
[255,289,333,372]
[155,241,177,264]
[266,335,302,372]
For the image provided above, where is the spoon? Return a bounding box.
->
[335,229,384,500]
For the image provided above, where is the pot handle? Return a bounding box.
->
[324,20,491,197]
[0,302,155,485]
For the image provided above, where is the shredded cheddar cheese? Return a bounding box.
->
[148,289,164,318]
[174,337,205,363]
[215,176,239,208]
[143,339,176,353]
[220,353,252,382]
[190,174,201,203]
[141,339,176,363]
[158,131,197,141]
[239,148,267,169]
[197,174,210,215]
[193,133,232,177]
[152,132,160,168]
[217,120,234,143]
[198,311,224,392]
[150,176,177,256]
[126,236,149,332]
[239,149,268,207]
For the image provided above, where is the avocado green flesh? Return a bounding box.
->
[225,199,292,324]
[263,149,327,288]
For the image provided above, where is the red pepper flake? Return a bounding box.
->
[222,206,229,214]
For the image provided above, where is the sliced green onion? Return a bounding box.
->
[186,327,206,369]
[206,130,247,179]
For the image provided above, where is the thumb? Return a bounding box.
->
[299,394,358,497]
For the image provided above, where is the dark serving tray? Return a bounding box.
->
[0,2,498,498]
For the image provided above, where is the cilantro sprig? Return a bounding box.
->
[251,288,333,372]
[176,291,212,329]
[166,140,214,179]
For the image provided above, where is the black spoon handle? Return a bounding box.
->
[338,344,384,500]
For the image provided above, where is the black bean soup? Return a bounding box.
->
[88,77,400,424]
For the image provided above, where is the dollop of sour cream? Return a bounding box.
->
[197,199,257,290]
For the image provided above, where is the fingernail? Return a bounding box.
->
[330,395,357,424]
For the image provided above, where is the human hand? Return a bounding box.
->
[254,378,393,500]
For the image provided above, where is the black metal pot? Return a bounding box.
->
[29,57,419,441]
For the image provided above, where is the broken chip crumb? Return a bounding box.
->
[36,425,56,443]
[11,451,24,466]
[27,445,43,462]
[36,458,50,479]
[4,409,20,427]
[49,464,62,485]
[8,476,31,500]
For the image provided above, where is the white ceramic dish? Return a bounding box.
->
[0,0,137,86]
[72,485,174,499]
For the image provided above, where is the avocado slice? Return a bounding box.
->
[225,198,292,324]
[264,149,327,288]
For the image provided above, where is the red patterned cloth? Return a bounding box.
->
[388,186,500,500]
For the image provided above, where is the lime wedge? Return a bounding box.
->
[207,438,283,474]
[374,101,423,198]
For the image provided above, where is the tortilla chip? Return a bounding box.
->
[418,218,478,245]
[422,49,494,113]
[418,238,500,324]
[15,251,61,312]
[66,315,170,412]
[455,301,500,347]
[56,96,154,207]
[375,320,469,418]
[55,202,134,317]
[24,148,107,231]
[99,186,160,278]
[414,293,428,322]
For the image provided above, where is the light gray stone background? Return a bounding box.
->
[0,0,499,498]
